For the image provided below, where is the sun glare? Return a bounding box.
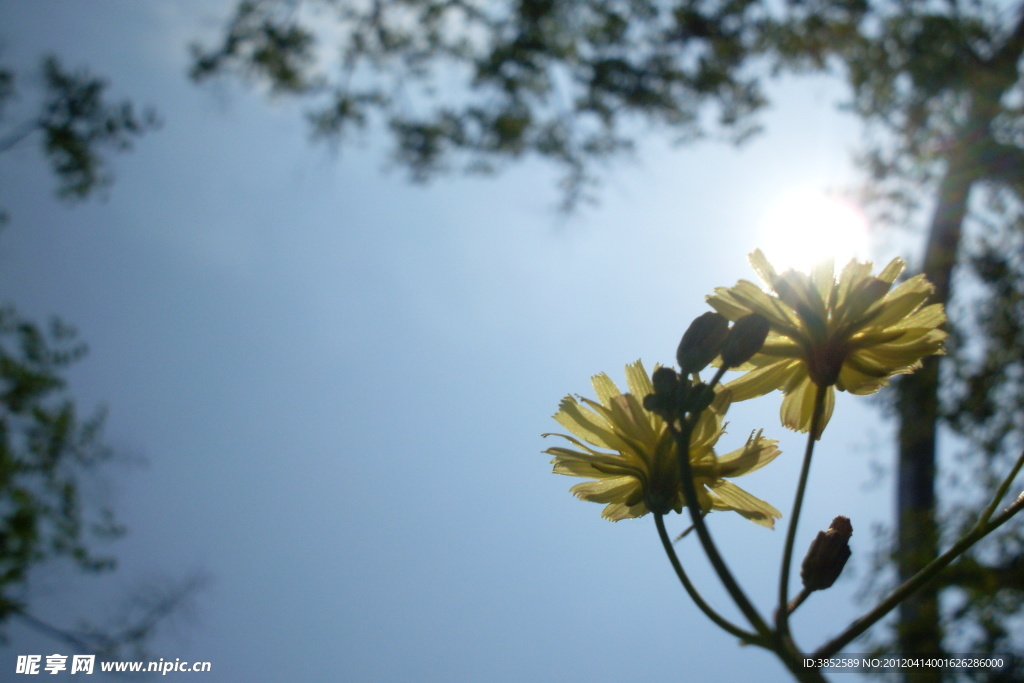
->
[756,188,870,273]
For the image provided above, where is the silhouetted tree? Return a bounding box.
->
[0,55,159,222]
[0,51,199,659]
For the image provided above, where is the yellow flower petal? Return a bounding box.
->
[553,397,617,450]
[725,359,803,401]
[780,377,835,436]
[707,480,782,528]
[715,430,781,477]
[570,477,642,505]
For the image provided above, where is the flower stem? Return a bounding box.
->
[654,513,761,645]
[979,446,1024,526]
[776,383,828,641]
[673,419,773,641]
[787,587,811,615]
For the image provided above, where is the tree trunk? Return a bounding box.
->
[896,155,973,683]
[895,8,1024,681]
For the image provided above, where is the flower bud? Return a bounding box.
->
[677,312,730,374]
[720,314,770,368]
[651,366,678,396]
[800,516,853,592]
[644,367,679,419]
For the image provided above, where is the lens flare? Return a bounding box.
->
[757,189,869,272]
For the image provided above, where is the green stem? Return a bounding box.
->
[673,418,773,640]
[669,372,829,681]
[816,494,1024,657]
[979,446,1024,526]
[788,587,811,616]
[654,513,761,644]
[776,383,828,640]
[708,365,728,387]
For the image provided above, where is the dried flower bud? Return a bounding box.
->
[801,516,853,592]
[720,314,770,368]
[677,312,730,374]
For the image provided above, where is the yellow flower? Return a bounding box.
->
[543,360,782,526]
[707,250,947,437]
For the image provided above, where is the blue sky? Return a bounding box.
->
[0,2,908,681]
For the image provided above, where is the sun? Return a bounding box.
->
[756,188,870,273]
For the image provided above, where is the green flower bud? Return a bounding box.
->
[651,366,678,396]
[644,367,680,419]
[801,516,853,592]
[720,313,770,368]
[677,312,730,374]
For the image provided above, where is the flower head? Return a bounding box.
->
[543,360,782,526]
[707,250,946,437]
